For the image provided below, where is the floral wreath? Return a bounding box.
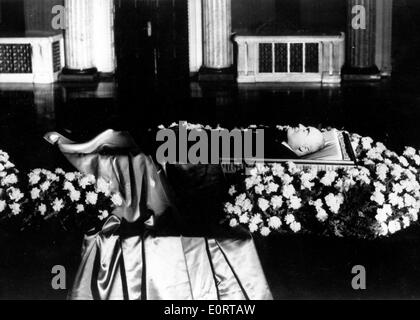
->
[223,131,420,239]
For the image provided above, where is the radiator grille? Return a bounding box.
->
[52,41,61,72]
[258,42,319,74]
[305,43,319,73]
[274,43,287,72]
[258,43,272,73]
[0,44,32,73]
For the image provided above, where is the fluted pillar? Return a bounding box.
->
[199,0,234,81]
[61,0,97,80]
[375,0,393,77]
[343,0,380,80]
[92,0,116,74]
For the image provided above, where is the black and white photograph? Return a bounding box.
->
[0,0,419,306]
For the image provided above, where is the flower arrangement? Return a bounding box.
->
[0,150,24,222]
[21,168,122,232]
[224,133,420,239]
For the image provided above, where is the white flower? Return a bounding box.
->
[374,182,386,192]
[413,155,420,166]
[377,204,393,217]
[55,168,65,175]
[9,203,21,215]
[282,184,296,199]
[260,226,271,236]
[63,181,74,191]
[403,147,416,158]
[52,198,64,212]
[79,174,95,189]
[375,209,388,223]
[111,193,123,207]
[258,198,270,212]
[245,175,261,189]
[316,208,329,222]
[404,194,417,208]
[270,196,283,209]
[9,188,24,202]
[99,210,110,220]
[402,216,411,229]
[229,218,238,227]
[388,220,401,234]
[2,174,18,186]
[249,223,258,233]
[361,137,373,150]
[70,190,81,202]
[388,193,403,208]
[228,186,236,196]
[285,214,295,225]
[76,204,85,213]
[399,156,409,168]
[268,216,282,229]
[289,196,302,210]
[271,163,285,177]
[286,162,299,174]
[254,184,264,195]
[408,208,419,221]
[290,221,302,233]
[38,204,47,216]
[390,164,403,180]
[85,192,98,205]
[320,171,337,187]
[310,199,323,209]
[376,164,388,181]
[266,182,279,194]
[0,200,6,212]
[40,181,51,192]
[378,222,389,236]
[324,193,344,214]
[28,172,41,185]
[30,188,41,200]
[239,215,250,224]
[97,178,111,196]
[300,172,315,190]
[371,191,385,206]
[65,172,76,181]
[281,174,293,185]
[250,214,262,225]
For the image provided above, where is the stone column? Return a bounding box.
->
[199,0,234,81]
[188,0,203,75]
[61,0,97,81]
[343,0,380,80]
[375,0,393,77]
[92,0,116,74]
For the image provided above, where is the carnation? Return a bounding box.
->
[258,198,270,212]
[260,226,271,236]
[268,216,282,229]
[290,221,302,233]
[85,192,98,205]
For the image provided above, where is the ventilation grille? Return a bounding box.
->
[0,44,32,73]
[52,41,62,73]
[259,42,319,74]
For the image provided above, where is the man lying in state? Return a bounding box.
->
[265,124,326,159]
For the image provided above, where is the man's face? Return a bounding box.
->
[286,124,325,156]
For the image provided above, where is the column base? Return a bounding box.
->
[342,65,381,81]
[198,66,235,82]
[59,67,99,82]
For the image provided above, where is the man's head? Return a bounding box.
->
[286,124,325,156]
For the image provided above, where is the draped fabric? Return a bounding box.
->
[48,129,272,300]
